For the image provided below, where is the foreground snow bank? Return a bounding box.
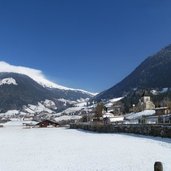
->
[0,122,171,171]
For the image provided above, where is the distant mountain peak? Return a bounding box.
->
[0,61,95,96]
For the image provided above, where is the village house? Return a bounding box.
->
[92,100,124,125]
[112,105,123,115]
[155,107,170,115]
[35,120,60,128]
[139,114,171,124]
[104,101,123,116]
[103,112,124,124]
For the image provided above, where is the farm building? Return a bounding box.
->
[36,120,60,128]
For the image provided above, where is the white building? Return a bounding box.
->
[138,96,155,111]
[103,112,124,124]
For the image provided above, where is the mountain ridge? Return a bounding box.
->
[0,61,96,96]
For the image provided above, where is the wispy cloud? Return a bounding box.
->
[0,61,68,89]
[0,61,95,95]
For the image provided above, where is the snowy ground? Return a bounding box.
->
[0,121,171,171]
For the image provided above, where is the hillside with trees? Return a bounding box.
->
[94,44,171,102]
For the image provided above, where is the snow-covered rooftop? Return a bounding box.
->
[124,110,155,120]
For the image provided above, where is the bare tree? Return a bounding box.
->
[94,103,104,118]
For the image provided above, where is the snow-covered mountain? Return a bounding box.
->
[0,62,96,114]
[0,61,96,96]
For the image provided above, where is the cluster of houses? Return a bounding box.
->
[1,94,171,128]
[93,94,171,125]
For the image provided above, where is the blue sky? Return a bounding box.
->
[0,0,171,92]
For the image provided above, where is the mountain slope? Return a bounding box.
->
[0,73,57,112]
[0,72,92,112]
[94,44,171,101]
[49,88,93,101]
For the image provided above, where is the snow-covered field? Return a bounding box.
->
[0,121,171,171]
